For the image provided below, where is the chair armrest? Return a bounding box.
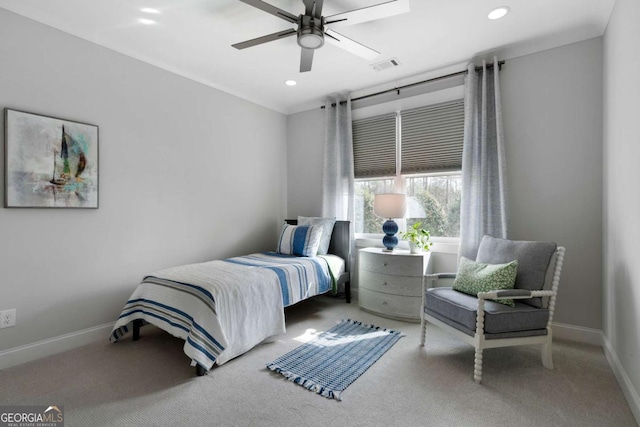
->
[478,289,531,300]
[424,273,457,280]
[477,289,556,301]
[421,273,457,302]
[423,273,457,292]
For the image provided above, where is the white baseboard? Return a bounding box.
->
[0,322,115,372]
[552,321,603,346]
[551,323,640,424]
[602,335,640,425]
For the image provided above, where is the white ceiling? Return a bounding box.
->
[0,0,615,114]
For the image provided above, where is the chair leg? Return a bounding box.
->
[473,348,483,383]
[541,335,554,369]
[420,317,427,346]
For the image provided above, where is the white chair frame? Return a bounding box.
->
[420,246,566,383]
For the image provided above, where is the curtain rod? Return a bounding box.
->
[321,60,505,109]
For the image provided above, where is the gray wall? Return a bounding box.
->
[287,37,604,331]
[0,9,287,351]
[286,107,324,217]
[603,0,640,413]
[500,38,603,330]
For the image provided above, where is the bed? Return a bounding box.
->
[110,219,350,376]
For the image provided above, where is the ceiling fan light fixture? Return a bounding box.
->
[298,32,324,49]
[297,14,324,49]
[488,6,510,20]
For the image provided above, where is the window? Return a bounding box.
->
[353,99,464,238]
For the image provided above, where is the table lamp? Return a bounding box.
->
[373,193,407,251]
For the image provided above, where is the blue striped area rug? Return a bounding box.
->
[266,319,404,400]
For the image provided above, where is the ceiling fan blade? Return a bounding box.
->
[325,0,410,28]
[324,29,380,60]
[300,48,314,72]
[314,0,324,18]
[232,28,296,50]
[303,0,324,18]
[239,0,298,24]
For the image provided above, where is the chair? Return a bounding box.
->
[420,235,566,383]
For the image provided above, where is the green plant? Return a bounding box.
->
[400,222,432,251]
[409,191,447,236]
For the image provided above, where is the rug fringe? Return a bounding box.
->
[340,318,405,337]
[266,364,342,400]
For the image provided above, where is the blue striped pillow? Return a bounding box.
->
[298,216,336,255]
[277,224,322,257]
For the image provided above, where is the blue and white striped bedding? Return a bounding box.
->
[110,252,334,371]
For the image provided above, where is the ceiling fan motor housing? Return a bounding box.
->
[297,14,325,49]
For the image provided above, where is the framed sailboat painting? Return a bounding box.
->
[4,109,99,208]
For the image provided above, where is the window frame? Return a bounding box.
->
[353,107,463,245]
[354,172,462,246]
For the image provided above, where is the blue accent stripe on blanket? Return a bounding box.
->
[121,300,224,351]
[142,276,217,314]
[263,266,291,305]
[110,298,225,364]
[223,253,331,307]
[266,319,404,400]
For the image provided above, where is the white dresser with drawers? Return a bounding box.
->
[358,247,431,322]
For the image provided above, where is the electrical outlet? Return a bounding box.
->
[0,309,16,328]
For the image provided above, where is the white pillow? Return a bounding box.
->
[277,223,323,257]
[297,216,336,255]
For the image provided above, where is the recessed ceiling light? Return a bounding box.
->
[138,18,157,25]
[488,6,510,20]
[140,8,160,14]
[284,80,297,86]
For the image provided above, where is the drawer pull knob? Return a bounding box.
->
[383,263,388,266]
[383,282,388,286]
[382,301,388,305]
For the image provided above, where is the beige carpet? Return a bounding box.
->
[0,296,636,427]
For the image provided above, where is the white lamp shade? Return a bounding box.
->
[373,194,407,219]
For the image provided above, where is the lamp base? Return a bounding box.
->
[381,219,399,251]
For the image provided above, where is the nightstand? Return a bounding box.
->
[358,247,431,322]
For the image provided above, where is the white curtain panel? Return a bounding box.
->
[322,94,355,221]
[459,57,509,260]
[322,94,355,269]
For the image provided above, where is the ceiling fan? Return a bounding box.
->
[232,0,410,72]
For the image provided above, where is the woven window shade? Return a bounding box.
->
[400,99,465,174]
[352,113,397,178]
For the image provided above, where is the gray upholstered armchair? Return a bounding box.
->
[420,235,566,383]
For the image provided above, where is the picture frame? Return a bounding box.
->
[4,109,99,208]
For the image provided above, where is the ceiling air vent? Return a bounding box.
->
[370,58,401,71]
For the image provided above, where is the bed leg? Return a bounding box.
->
[196,364,207,376]
[345,282,351,304]
[132,319,142,341]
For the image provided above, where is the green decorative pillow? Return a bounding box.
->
[453,257,519,307]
